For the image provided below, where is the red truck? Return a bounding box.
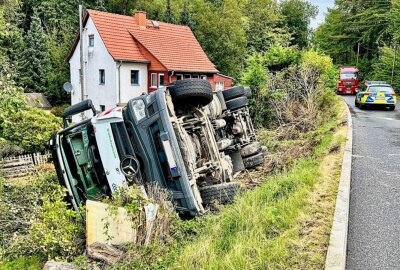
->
[336,67,360,95]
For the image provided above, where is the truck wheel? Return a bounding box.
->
[226,96,248,111]
[169,79,213,107]
[222,86,245,101]
[355,100,359,107]
[240,142,261,158]
[243,152,264,169]
[200,182,241,205]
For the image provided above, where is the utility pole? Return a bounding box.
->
[391,43,397,85]
[356,42,360,66]
[79,5,85,103]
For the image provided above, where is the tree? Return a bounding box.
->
[45,31,71,104]
[371,45,400,91]
[18,9,50,93]
[180,2,194,29]
[165,0,174,23]
[244,0,288,53]
[314,0,392,78]
[0,0,25,69]
[0,54,26,122]
[191,0,247,77]
[280,0,317,48]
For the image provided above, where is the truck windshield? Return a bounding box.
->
[340,73,357,79]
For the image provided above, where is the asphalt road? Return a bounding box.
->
[344,96,400,270]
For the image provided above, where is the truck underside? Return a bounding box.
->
[52,79,264,216]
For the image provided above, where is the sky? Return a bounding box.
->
[309,0,335,29]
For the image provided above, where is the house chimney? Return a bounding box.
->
[134,11,147,27]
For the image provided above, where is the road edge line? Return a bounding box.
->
[325,101,353,270]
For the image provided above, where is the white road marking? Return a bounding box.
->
[376,117,397,121]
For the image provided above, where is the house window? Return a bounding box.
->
[159,73,165,86]
[131,70,139,85]
[184,74,191,79]
[216,81,224,91]
[99,69,105,84]
[192,74,199,79]
[89,35,94,47]
[176,74,183,80]
[151,73,157,88]
[201,75,207,80]
[100,105,105,112]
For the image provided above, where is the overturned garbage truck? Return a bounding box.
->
[51,79,265,216]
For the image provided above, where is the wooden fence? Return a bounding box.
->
[0,152,52,179]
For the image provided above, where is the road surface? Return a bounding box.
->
[343,96,400,270]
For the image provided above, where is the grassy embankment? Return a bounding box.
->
[169,99,348,270]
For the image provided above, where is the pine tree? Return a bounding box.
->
[165,0,174,23]
[180,2,194,29]
[18,9,50,93]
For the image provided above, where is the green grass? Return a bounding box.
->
[168,110,345,269]
[0,256,43,270]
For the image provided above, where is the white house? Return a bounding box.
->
[67,9,233,120]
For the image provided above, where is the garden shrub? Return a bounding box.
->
[0,170,85,262]
[51,104,69,118]
[1,107,61,153]
[0,138,23,158]
[242,48,337,131]
[0,54,61,154]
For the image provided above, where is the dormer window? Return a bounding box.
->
[89,35,94,47]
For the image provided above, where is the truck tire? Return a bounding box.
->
[226,96,248,111]
[240,142,261,158]
[169,79,213,107]
[222,86,245,101]
[243,152,264,169]
[200,182,241,205]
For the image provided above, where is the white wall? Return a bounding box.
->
[118,62,148,104]
[69,17,117,121]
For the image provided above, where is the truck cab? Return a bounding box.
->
[336,67,360,95]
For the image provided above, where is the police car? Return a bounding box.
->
[355,81,397,110]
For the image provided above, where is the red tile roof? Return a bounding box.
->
[68,9,218,73]
[128,21,218,73]
[89,10,149,63]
